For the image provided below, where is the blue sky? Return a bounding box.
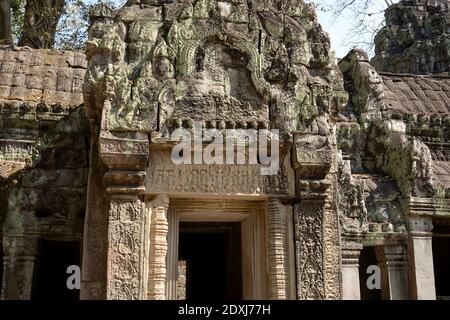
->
[314,0,397,59]
[317,9,356,59]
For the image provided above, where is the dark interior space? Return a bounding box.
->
[359,246,382,300]
[178,222,242,301]
[433,232,450,299]
[0,240,3,293]
[32,240,81,300]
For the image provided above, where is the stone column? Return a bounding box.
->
[266,197,289,300]
[341,241,363,300]
[147,194,169,300]
[376,245,409,300]
[294,200,326,300]
[1,236,38,300]
[80,136,109,300]
[292,133,341,300]
[106,196,150,300]
[99,132,151,300]
[408,216,436,300]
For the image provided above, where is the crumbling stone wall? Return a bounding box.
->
[0,47,90,299]
[372,0,450,75]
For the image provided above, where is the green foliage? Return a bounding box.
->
[8,0,126,50]
[55,0,90,50]
[10,0,25,43]
[55,0,126,50]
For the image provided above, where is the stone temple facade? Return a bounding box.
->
[0,0,449,300]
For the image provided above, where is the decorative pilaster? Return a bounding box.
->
[341,241,363,300]
[147,194,169,300]
[99,132,151,300]
[266,197,289,300]
[106,197,149,300]
[294,200,326,299]
[292,132,341,300]
[1,236,38,300]
[408,216,436,300]
[375,245,409,300]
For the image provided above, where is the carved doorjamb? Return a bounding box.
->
[266,197,291,300]
[147,194,169,300]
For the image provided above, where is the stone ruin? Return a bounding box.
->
[0,0,449,300]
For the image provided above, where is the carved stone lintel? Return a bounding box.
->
[147,194,170,300]
[266,197,289,300]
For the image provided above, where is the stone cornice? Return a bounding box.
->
[405,197,450,217]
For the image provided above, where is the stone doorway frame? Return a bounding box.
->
[166,198,268,300]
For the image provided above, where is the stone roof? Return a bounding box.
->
[380,73,450,115]
[433,160,450,190]
[0,46,86,121]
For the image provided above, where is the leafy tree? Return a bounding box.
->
[18,0,66,48]
[11,0,26,43]
[55,0,126,50]
[55,0,90,50]
[313,0,399,52]
[1,0,125,49]
[0,0,13,45]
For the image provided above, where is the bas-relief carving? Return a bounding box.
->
[107,199,148,300]
[294,202,325,299]
[85,0,347,136]
[337,159,368,235]
[82,0,450,302]
[1,0,449,303]
[147,163,265,195]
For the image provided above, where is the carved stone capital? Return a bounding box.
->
[103,170,146,195]
[408,216,433,236]
[341,241,363,266]
[292,133,332,180]
[296,179,332,200]
[99,133,149,171]
[150,194,170,210]
[99,131,149,195]
[376,245,408,269]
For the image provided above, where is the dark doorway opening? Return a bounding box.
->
[32,240,81,300]
[178,222,242,301]
[359,246,382,300]
[0,240,3,293]
[433,223,450,300]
